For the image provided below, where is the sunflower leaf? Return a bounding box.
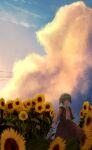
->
[31,118,40,124]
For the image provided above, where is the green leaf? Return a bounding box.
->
[1,122,15,127]
[44,117,51,124]
[31,118,40,124]
[36,125,41,130]
[38,114,43,120]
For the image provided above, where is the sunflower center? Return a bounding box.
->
[16,102,19,105]
[38,106,42,110]
[53,144,60,150]
[27,102,30,106]
[84,105,87,110]
[1,101,5,106]
[46,105,50,109]
[8,103,13,109]
[81,134,87,146]
[38,97,42,102]
[80,112,83,116]
[89,107,91,111]
[22,114,26,119]
[4,138,19,150]
[86,117,92,126]
[32,101,36,106]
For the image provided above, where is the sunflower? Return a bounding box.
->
[80,126,92,150]
[44,102,53,112]
[19,110,28,121]
[6,100,14,113]
[21,100,31,112]
[80,109,85,119]
[13,98,22,111]
[1,128,26,150]
[31,98,37,109]
[48,137,66,150]
[83,110,92,127]
[21,101,27,111]
[35,94,45,104]
[35,103,45,113]
[89,105,92,111]
[0,98,5,110]
[23,99,32,111]
[82,101,89,114]
[50,110,55,118]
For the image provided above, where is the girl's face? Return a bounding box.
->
[64,99,70,107]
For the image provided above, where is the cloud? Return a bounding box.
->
[0,60,10,90]
[1,2,92,105]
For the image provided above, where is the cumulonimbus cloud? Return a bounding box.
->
[1,2,92,105]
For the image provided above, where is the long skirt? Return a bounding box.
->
[55,120,83,141]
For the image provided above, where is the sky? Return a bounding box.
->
[0,0,92,122]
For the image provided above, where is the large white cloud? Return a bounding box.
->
[1,2,92,104]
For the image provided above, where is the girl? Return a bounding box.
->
[52,93,83,141]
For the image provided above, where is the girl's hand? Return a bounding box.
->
[52,123,55,128]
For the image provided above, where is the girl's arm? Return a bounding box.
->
[69,107,74,120]
[52,107,62,127]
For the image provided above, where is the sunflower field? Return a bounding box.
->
[79,101,92,150]
[0,94,55,150]
[0,97,92,150]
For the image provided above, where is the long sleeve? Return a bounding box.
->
[53,107,62,125]
[69,107,74,120]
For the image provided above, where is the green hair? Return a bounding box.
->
[59,93,72,105]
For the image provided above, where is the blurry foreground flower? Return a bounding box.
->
[1,128,26,150]
[19,110,28,121]
[48,137,66,150]
[0,98,5,110]
[80,126,92,150]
